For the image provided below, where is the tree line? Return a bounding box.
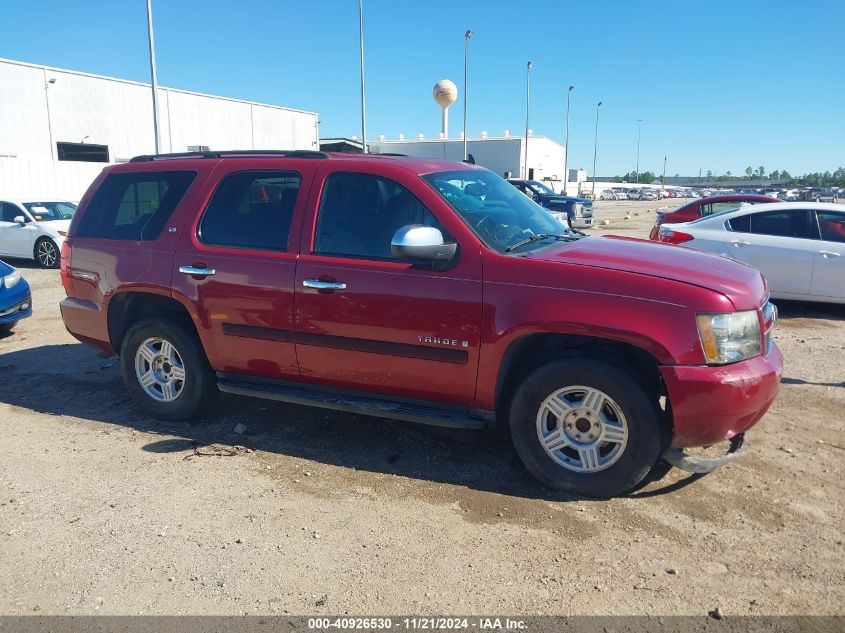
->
[610,167,845,187]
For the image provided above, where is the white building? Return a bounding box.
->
[0,58,319,200]
[367,134,567,185]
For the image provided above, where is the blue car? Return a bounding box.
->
[0,260,32,334]
[508,179,594,228]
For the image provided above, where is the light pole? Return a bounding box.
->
[591,101,602,197]
[563,85,574,195]
[463,29,473,161]
[662,155,667,191]
[145,0,161,154]
[358,0,367,153]
[635,118,642,183]
[524,61,533,180]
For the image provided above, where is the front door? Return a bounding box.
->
[812,209,845,300]
[0,203,34,258]
[724,209,816,297]
[294,168,483,407]
[172,165,310,379]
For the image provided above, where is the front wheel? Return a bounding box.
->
[35,237,59,268]
[509,358,665,497]
[120,316,217,420]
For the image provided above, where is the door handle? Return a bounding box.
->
[729,240,750,247]
[819,250,841,258]
[303,278,347,291]
[179,265,216,277]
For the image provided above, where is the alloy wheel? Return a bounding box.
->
[134,337,186,402]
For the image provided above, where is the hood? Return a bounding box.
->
[524,235,766,310]
[0,259,14,277]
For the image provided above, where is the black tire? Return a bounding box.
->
[509,358,664,498]
[0,323,14,335]
[34,237,60,268]
[120,316,217,420]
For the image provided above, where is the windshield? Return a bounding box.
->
[24,201,77,221]
[688,207,742,223]
[526,181,555,196]
[422,170,580,253]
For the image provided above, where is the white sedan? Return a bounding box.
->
[658,202,845,304]
[0,199,76,267]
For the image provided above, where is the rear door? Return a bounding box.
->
[811,209,845,300]
[293,165,483,406]
[171,161,314,379]
[724,209,817,296]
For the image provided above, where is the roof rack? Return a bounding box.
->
[129,149,329,162]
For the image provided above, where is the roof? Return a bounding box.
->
[0,57,318,116]
[115,150,485,177]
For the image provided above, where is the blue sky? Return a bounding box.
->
[3,0,843,176]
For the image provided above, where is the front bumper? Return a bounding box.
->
[0,284,32,325]
[661,343,783,448]
[572,217,593,228]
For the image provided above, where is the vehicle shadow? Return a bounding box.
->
[0,343,699,501]
[773,299,845,321]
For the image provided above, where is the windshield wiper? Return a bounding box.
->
[505,233,579,252]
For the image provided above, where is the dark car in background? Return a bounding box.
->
[0,260,32,334]
[508,179,593,228]
[648,194,779,240]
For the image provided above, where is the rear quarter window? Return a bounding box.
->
[75,171,196,240]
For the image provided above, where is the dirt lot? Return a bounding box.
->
[0,199,843,616]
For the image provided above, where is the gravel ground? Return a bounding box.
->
[0,199,843,616]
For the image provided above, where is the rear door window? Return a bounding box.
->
[76,171,196,240]
[198,171,301,252]
[817,210,845,243]
[736,210,814,238]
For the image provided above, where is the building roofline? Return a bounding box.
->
[0,56,318,116]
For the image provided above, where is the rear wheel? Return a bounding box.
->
[35,237,59,268]
[120,316,217,420]
[509,358,664,497]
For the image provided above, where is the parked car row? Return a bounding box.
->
[0,198,77,267]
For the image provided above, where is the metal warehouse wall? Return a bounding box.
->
[367,136,566,182]
[0,58,318,199]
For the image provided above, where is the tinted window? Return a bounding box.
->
[76,171,195,240]
[315,172,449,259]
[0,203,23,223]
[728,214,750,232]
[817,210,845,243]
[199,171,300,251]
[743,210,812,238]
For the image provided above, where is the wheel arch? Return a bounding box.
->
[106,290,199,357]
[493,332,666,428]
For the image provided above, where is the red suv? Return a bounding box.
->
[60,151,782,497]
[648,194,780,240]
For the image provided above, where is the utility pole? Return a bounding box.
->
[662,155,667,190]
[463,29,473,161]
[145,0,161,153]
[591,101,602,198]
[524,61,532,180]
[563,85,574,195]
[358,0,367,153]
[635,119,642,183]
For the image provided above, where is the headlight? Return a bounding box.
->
[2,269,21,289]
[696,310,762,364]
[571,203,582,215]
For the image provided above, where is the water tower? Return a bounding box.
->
[433,79,458,139]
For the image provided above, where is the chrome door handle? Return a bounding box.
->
[729,240,750,247]
[819,250,841,258]
[179,265,216,277]
[303,278,347,291]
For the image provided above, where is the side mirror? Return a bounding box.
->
[391,225,457,266]
[13,216,26,225]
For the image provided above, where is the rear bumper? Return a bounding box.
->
[661,344,783,448]
[59,296,115,355]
